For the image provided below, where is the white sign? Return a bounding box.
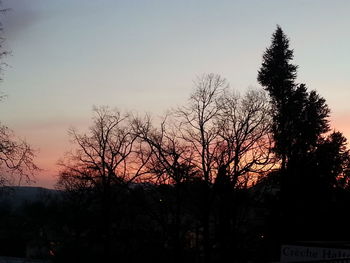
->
[281,245,350,262]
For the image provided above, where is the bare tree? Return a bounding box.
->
[57,106,151,260]
[133,114,196,185]
[132,114,198,261]
[58,106,149,190]
[174,74,227,262]
[212,89,273,260]
[176,74,227,186]
[174,73,273,262]
[214,89,273,187]
[0,124,37,185]
[176,74,272,189]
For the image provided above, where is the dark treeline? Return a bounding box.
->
[1,26,350,263]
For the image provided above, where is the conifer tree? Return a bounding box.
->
[258,26,330,173]
[257,26,350,243]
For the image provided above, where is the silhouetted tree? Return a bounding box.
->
[132,115,198,262]
[0,125,38,185]
[257,26,350,252]
[213,89,273,260]
[258,26,330,172]
[57,106,151,261]
[328,132,350,189]
[258,26,331,189]
[176,74,273,261]
[133,115,197,185]
[257,25,297,172]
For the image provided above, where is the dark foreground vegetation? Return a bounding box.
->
[1,26,350,263]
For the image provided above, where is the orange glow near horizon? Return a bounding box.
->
[27,115,350,189]
[330,115,350,145]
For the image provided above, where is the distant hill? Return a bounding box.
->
[0,186,61,207]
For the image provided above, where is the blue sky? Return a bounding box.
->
[1,0,349,187]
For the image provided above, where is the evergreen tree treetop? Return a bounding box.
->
[257,25,330,170]
[258,25,298,104]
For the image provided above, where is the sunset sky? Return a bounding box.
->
[1,0,349,188]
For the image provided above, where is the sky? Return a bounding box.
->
[0,0,349,188]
